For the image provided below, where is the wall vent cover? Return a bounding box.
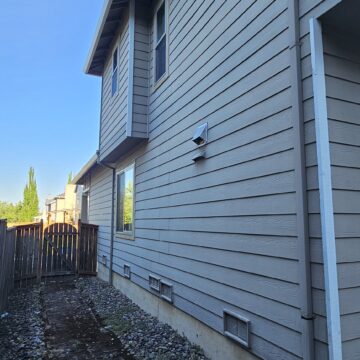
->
[223,310,250,348]
[124,264,131,279]
[102,255,107,266]
[160,281,173,303]
[149,274,161,291]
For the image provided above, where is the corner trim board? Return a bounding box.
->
[309,17,342,360]
[126,0,135,137]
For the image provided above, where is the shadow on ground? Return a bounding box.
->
[42,277,132,359]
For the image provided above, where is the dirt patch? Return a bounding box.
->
[42,277,132,359]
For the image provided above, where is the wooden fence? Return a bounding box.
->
[78,222,98,275]
[0,220,16,312]
[0,219,98,310]
[14,222,43,288]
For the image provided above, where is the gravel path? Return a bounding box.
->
[0,286,45,359]
[0,276,208,360]
[75,277,208,360]
[42,279,129,359]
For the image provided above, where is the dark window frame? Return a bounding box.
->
[154,0,168,85]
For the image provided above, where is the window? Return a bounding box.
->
[116,164,134,233]
[155,1,167,83]
[112,47,118,96]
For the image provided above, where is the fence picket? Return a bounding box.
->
[0,220,97,306]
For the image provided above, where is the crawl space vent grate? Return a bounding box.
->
[223,310,250,348]
[123,264,131,279]
[149,274,161,291]
[160,281,173,303]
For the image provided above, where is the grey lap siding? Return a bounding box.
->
[299,1,342,358]
[84,0,360,359]
[322,28,360,359]
[115,1,303,358]
[131,0,150,139]
[88,166,113,267]
[100,11,130,160]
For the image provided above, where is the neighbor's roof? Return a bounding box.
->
[84,0,129,76]
[72,154,98,185]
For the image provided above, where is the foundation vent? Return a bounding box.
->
[160,281,173,303]
[124,264,131,279]
[149,274,161,291]
[223,310,250,348]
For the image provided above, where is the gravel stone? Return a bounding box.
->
[0,277,209,359]
[75,277,209,360]
[0,286,46,360]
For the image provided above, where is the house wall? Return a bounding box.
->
[88,165,113,274]
[88,0,360,359]
[322,28,360,359]
[93,1,304,358]
[131,0,150,139]
[299,0,342,359]
[100,9,130,160]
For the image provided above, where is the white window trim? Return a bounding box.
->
[111,46,119,97]
[116,163,135,238]
[152,0,169,91]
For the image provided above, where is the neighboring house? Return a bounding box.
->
[73,1,360,359]
[44,184,81,225]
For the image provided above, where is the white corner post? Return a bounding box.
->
[309,18,342,360]
[126,0,135,137]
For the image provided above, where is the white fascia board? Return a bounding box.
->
[310,17,342,360]
[84,0,114,75]
[72,154,98,184]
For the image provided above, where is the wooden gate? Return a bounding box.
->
[13,221,98,287]
[43,223,78,276]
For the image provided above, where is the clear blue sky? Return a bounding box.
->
[0,0,104,208]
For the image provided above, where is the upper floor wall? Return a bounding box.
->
[87,0,150,162]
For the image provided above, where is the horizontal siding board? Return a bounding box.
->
[111,249,302,352]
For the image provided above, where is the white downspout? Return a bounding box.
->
[309,18,342,360]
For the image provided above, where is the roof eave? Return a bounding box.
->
[72,154,98,185]
[84,0,114,76]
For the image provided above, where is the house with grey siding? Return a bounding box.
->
[73,0,360,358]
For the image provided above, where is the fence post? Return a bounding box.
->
[0,220,7,311]
[36,220,43,283]
[76,220,81,276]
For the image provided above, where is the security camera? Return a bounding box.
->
[192,123,208,146]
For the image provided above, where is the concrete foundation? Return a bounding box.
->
[97,263,258,360]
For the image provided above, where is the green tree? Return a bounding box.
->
[123,181,133,231]
[21,167,39,222]
[0,201,23,223]
[67,172,73,184]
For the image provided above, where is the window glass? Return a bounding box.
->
[155,1,167,82]
[156,36,166,81]
[156,3,165,41]
[112,47,118,96]
[113,48,118,70]
[116,166,134,233]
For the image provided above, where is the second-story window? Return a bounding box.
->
[155,1,167,83]
[112,47,118,96]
